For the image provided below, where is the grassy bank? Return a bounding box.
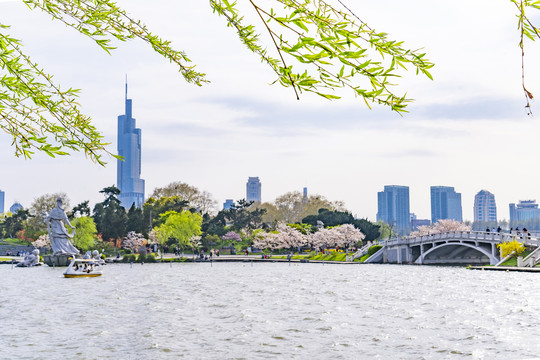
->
[0,238,31,246]
[272,252,350,262]
[500,251,533,266]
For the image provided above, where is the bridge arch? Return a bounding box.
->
[415,242,497,265]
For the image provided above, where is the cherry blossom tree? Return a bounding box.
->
[222,231,242,242]
[309,228,336,249]
[190,235,202,250]
[123,231,146,252]
[410,219,472,237]
[333,224,366,248]
[32,234,50,249]
[253,231,277,250]
[274,223,308,251]
[253,223,307,251]
[308,224,365,249]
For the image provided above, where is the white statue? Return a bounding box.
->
[16,249,41,267]
[47,197,80,256]
[92,250,105,265]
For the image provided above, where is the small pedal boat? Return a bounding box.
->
[63,258,103,278]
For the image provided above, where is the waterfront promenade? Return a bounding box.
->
[0,253,359,265]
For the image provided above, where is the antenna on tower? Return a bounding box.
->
[125,74,128,100]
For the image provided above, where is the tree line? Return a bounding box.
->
[0,182,381,254]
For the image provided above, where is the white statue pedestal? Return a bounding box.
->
[43,254,73,267]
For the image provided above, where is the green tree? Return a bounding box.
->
[150,182,217,215]
[1,209,30,239]
[143,196,189,228]
[376,221,393,240]
[201,211,228,238]
[72,216,98,252]
[352,218,380,242]
[69,200,91,219]
[258,191,344,224]
[302,208,354,227]
[201,234,221,250]
[154,210,202,250]
[92,185,127,242]
[301,208,379,241]
[286,223,312,235]
[229,199,267,234]
[126,203,146,235]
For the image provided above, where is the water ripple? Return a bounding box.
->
[3,263,540,359]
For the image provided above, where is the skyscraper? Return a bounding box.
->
[0,190,4,214]
[246,177,261,203]
[473,190,497,223]
[117,81,145,209]
[431,186,462,223]
[377,185,410,233]
[9,202,23,214]
[223,199,235,210]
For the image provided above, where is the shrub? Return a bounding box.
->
[367,245,382,256]
[497,240,525,258]
[145,254,157,263]
[122,254,136,263]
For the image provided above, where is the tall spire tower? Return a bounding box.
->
[117,79,145,209]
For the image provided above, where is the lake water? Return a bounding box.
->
[2,262,540,359]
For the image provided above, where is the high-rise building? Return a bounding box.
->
[117,82,145,209]
[509,200,540,225]
[0,190,4,214]
[431,186,462,223]
[246,177,261,203]
[377,185,410,233]
[303,187,308,203]
[9,202,23,214]
[473,190,497,223]
[223,199,235,210]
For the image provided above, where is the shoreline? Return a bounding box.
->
[0,255,360,266]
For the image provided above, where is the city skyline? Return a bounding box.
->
[0,0,539,222]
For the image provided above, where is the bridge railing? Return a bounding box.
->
[382,231,540,247]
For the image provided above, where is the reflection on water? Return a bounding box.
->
[3,263,540,359]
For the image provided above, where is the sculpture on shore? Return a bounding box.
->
[47,197,80,256]
[16,249,41,267]
[92,250,106,265]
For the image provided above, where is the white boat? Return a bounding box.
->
[63,258,103,278]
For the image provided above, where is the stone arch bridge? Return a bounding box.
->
[365,231,540,265]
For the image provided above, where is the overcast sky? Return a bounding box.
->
[0,0,539,221]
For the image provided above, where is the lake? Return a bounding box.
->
[2,262,540,359]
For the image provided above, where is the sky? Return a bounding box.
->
[0,0,539,221]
